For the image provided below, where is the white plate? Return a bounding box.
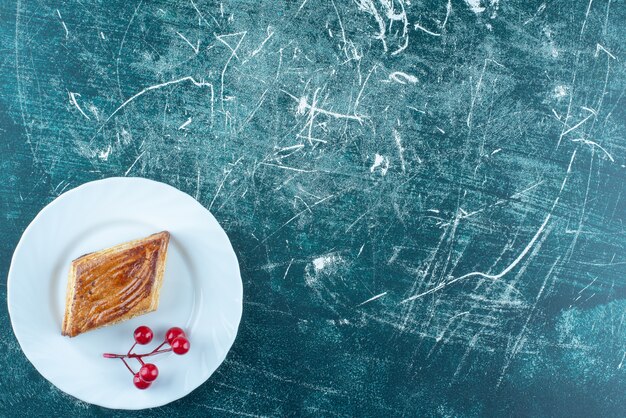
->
[7,177,243,409]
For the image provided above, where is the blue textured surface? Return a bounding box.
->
[1,0,625,416]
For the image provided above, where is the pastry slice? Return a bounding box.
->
[62,231,170,337]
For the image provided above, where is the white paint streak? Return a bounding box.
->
[354,0,388,52]
[296,0,310,15]
[467,59,491,128]
[357,292,388,306]
[407,106,426,114]
[178,117,192,130]
[553,85,568,99]
[68,92,91,120]
[571,138,614,162]
[98,144,111,161]
[401,150,578,303]
[176,31,200,54]
[594,43,616,60]
[215,32,247,114]
[285,90,363,123]
[414,23,441,37]
[250,26,274,57]
[354,64,377,112]
[56,9,69,39]
[283,258,294,280]
[239,89,268,132]
[190,0,220,28]
[257,194,336,246]
[580,0,594,35]
[261,162,314,173]
[389,71,418,84]
[393,129,406,172]
[560,113,593,138]
[275,144,304,153]
[465,0,485,14]
[312,254,342,273]
[93,76,214,140]
[208,167,233,210]
[195,166,201,200]
[125,150,146,176]
[370,153,389,175]
[510,180,544,199]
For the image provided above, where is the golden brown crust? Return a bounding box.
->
[62,231,170,337]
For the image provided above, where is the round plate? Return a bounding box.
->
[7,177,243,409]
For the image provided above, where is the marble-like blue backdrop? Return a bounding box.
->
[1,0,624,416]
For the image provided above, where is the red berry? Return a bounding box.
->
[165,327,186,345]
[134,326,153,345]
[133,373,151,389]
[171,336,190,355]
[139,363,159,382]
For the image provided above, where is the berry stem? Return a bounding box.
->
[152,341,168,352]
[143,348,172,357]
[102,347,173,359]
[137,357,145,366]
[127,342,137,356]
[121,358,135,375]
[103,353,120,358]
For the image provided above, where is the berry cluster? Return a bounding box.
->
[103,326,190,389]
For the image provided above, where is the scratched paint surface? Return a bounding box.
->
[1,0,625,416]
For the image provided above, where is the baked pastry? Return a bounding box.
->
[62,231,170,337]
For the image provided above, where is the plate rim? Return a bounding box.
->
[7,176,243,409]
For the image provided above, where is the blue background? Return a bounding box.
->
[1,0,625,416]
